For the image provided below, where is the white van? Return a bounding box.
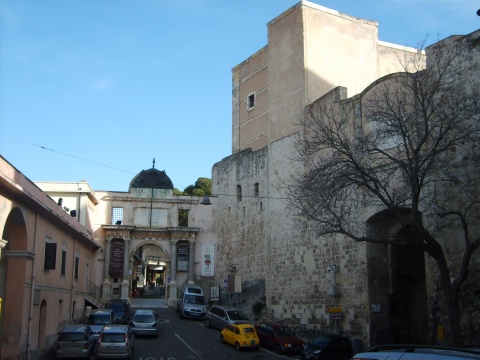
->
[176,284,207,319]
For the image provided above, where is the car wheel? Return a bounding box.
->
[205,318,211,328]
[275,343,284,354]
[220,335,225,343]
[235,342,241,351]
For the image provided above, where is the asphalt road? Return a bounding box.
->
[130,298,301,360]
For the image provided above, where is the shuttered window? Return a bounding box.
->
[61,250,67,276]
[44,242,57,270]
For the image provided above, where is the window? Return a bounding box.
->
[61,249,67,276]
[247,93,255,110]
[44,241,57,270]
[72,301,76,321]
[112,207,124,225]
[237,185,242,201]
[74,251,80,280]
[178,209,189,227]
[254,183,259,197]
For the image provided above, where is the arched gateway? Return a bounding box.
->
[100,164,205,306]
[366,210,429,345]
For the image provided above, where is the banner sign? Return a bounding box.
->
[202,244,215,277]
[109,243,125,276]
[177,244,189,271]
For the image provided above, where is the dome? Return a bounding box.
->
[129,168,174,190]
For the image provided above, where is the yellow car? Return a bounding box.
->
[220,323,260,351]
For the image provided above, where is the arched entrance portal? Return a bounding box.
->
[131,242,169,298]
[366,211,429,345]
[0,208,28,359]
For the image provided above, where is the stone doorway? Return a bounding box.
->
[388,244,428,344]
[366,211,429,345]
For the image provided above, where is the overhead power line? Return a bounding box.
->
[34,144,136,175]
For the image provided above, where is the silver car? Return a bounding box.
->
[94,325,135,359]
[205,305,252,330]
[130,309,158,337]
[55,325,95,359]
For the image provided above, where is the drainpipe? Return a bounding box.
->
[26,213,39,360]
[76,190,81,223]
[71,238,76,322]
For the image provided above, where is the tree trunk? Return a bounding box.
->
[436,252,463,346]
[446,294,462,347]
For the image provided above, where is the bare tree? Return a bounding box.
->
[288,41,480,346]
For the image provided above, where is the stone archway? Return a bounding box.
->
[366,210,428,345]
[130,240,170,298]
[1,208,28,359]
[388,240,429,344]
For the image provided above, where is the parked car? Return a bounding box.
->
[55,324,95,359]
[205,305,252,330]
[300,334,352,360]
[85,308,115,341]
[104,298,131,324]
[130,309,158,337]
[220,323,260,351]
[94,325,135,359]
[176,284,207,319]
[352,344,480,359]
[255,320,305,354]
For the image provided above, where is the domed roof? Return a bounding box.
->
[129,164,174,191]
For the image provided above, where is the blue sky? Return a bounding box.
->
[1,0,478,192]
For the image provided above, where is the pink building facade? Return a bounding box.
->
[0,156,100,360]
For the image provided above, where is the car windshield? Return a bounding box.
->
[58,332,87,342]
[134,314,155,323]
[87,314,111,325]
[226,310,249,321]
[185,295,205,304]
[310,337,331,349]
[274,326,295,337]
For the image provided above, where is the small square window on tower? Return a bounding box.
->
[247,93,255,110]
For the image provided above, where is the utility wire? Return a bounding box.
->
[34,144,193,190]
[34,144,136,174]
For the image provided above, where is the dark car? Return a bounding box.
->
[205,305,252,330]
[86,308,115,341]
[300,334,352,360]
[255,321,305,354]
[105,299,131,324]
